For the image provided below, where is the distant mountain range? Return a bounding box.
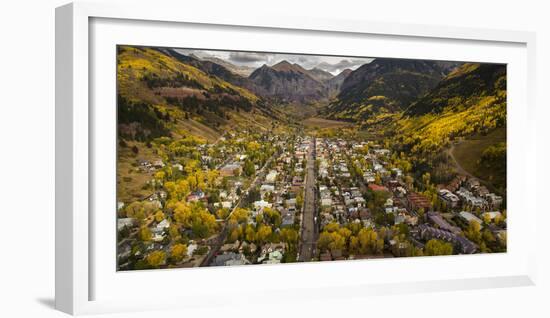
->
[160,48,254,91]
[159,48,365,103]
[247,61,361,103]
[326,68,352,98]
[190,54,257,77]
[161,50,353,104]
[307,67,335,82]
[117,46,505,149]
[117,46,283,142]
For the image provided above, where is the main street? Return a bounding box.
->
[298,137,318,262]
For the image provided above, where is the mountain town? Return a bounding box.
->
[116,46,506,270]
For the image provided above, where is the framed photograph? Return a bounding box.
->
[56,1,537,315]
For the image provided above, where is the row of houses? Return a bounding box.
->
[417,224,478,254]
[213,136,303,265]
[439,176,503,210]
[316,139,370,227]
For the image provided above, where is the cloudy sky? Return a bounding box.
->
[174,48,373,75]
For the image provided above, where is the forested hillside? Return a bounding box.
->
[397,63,506,155]
[324,59,454,121]
[117,46,281,142]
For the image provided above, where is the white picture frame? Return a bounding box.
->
[56,1,537,315]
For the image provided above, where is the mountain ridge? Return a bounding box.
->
[324,58,459,121]
[307,67,335,82]
[117,46,281,142]
[326,68,352,98]
[403,63,506,117]
[248,61,328,103]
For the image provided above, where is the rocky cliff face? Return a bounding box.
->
[248,61,328,103]
[307,67,334,82]
[326,69,352,98]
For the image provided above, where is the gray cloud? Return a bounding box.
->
[316,58,374,74]
[174,48,373,75]
[228,52,270,64]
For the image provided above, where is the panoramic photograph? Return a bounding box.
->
[116,45,507,271]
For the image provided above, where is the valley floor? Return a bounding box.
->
[116,118,507,270]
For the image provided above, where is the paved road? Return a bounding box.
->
[298,137,318,262]
[201,150,279,266]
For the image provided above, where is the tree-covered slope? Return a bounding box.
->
[159,48,260,96]
[396,63,507,155]
[404,63,506,116]
[117,46,278,141]
[325,58,453,121]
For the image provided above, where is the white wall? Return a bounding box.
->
[0,0,547,317]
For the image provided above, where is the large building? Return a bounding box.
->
[426,211,461,234]
[438,189,460,208]
[459,211,484,228]
[407,192,432,211]
[418,224,477,254]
